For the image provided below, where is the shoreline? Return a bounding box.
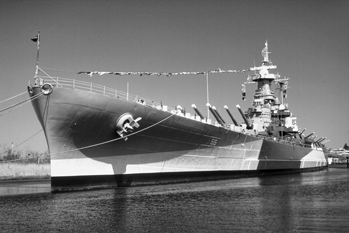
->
[328,163,349,169]
[0,176,50,182]
[0,163,51,182]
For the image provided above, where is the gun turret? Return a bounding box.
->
[298,128,306,139]
[314,137,325,147]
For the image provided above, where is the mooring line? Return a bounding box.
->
[1,97,176,163]
[0,92,44,116]
[0,91,27,104]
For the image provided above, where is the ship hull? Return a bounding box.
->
[29,85,328,192]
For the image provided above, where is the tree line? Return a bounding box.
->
[0,144,50,164]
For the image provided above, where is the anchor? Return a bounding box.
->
[115,113,142,141]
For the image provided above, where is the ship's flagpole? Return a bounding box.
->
[127,82,129,101]
[206,72,210,119]
[31,30,40,78]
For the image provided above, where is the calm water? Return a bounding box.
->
[0,168,348,233]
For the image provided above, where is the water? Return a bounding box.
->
[0,168,348,232]
[0,180,51,196]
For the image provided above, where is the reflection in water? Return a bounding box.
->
[0,179,50,196]
[0,169,348,232]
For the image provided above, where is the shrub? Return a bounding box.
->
[0,144,50,164]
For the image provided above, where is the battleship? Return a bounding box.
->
[28,41,328,191]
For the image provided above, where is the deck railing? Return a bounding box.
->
[35,76,171,111]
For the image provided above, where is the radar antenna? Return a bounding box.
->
[261,40,270,63]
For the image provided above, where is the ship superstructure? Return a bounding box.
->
[28,41,328,191]
[240,42,323,149]
[243,42,298,136]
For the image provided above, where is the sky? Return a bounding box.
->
[0,0,348,153]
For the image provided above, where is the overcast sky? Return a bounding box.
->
[0,0,348,153]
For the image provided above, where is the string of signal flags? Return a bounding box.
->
[76,67,288,101]
[76,68,252,77]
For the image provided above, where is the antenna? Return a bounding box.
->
[253,58,256,75]
[262,40,270,63]
[206,72,210,119]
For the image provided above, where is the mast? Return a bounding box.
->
[262,40,270,63]
[249,41,278,105]
[31,31,40,79]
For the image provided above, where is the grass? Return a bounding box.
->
[0,163,50,180]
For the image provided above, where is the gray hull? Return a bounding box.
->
[30,85,327,191]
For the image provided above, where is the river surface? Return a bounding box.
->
[0,168,348,233]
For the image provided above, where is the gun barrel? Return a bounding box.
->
[315,137,324,143]
[318,137,327,143]
[191,104,204,120]
[212,106,226,124]
[207,103,224,126]
[304,132,315,140]
[236,105,252,129]
[224,105,239,126]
